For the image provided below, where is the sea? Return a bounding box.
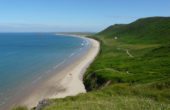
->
[0,33,89,109]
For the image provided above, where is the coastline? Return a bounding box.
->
[18,35,100,109]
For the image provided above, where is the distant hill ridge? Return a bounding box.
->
[98,17,170,44]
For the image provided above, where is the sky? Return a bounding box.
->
[0,0,169,32]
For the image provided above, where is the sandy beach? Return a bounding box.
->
[17,36,100,109]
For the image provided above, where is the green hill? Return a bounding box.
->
[98,17,170,44]
[13,17,170,110]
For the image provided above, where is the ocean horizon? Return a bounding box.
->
[0,33,89,109]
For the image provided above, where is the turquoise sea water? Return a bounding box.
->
[0,33,89,109]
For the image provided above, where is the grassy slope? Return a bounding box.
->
[13,17,170,110]
[41,17,170,110]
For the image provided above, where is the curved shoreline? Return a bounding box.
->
[18,35,100,109]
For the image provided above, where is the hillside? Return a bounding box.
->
[84,16,170,90]
[98,17,170,44]
[13,17,170,110]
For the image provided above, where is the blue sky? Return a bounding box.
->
[0,0,169,32]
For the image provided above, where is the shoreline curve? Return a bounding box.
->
[19,35,100,109]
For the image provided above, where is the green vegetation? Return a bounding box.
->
[42,89,168,110]
[12,106,28,110]
[42,17,170,110]
[98,17,170,44]
[14,17,170,110]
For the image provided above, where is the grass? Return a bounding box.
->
[42,93,169,110]
[42,84,170,110]
[12,106,28,110]
[13,17,170,110]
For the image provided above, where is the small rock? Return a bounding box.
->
[35,99,50,110]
